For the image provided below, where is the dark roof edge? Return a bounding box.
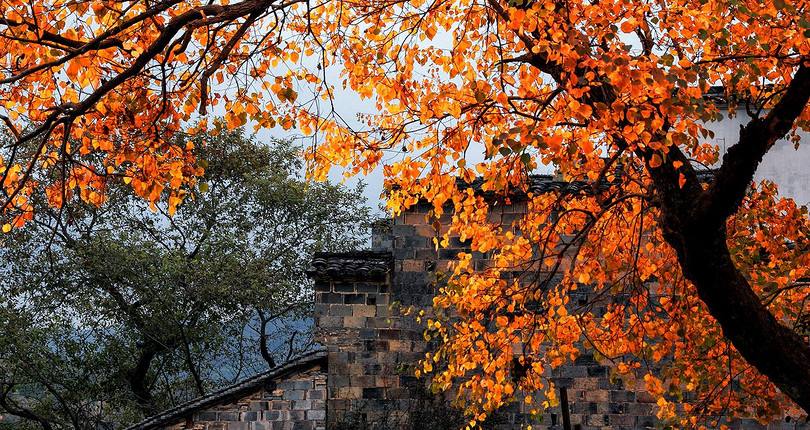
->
[310,250,393,259]
[397,168,718,207]
[126,349,327,430]
[306,251,394,281]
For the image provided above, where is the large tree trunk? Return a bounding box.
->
[127,340,165,414]
[659,213,810,411]
[647,64,810,412]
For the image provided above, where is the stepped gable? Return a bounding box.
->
[306,251,393,281]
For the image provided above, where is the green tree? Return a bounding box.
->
[0,127,371,429]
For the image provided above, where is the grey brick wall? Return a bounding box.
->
[350,201,807,430]
[307,192,810,429]
[166,367,327,430]
[313,259,433,428]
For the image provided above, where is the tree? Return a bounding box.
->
[0,127,371,429]
[1,0,809,425]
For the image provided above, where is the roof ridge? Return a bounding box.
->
[126,349,327,430]
[311,250,393,258]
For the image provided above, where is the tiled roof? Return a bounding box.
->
[458,170,716,200]
[306,251,393,281]
[462,169,716,201]
[459,174,606,199]
[126,349,327,430]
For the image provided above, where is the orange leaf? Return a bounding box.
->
[649,154,663,168]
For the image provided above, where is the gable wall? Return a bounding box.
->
[381,201,806,430]
[314,200,805,430]
[312,257,436,428]
[164,366,327,430]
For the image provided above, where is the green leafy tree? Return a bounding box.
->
[0,127,371,429]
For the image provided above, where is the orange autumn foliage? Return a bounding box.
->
[2,0,810,427]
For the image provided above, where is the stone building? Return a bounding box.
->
[128,351,328,430]
[131,175,807,430]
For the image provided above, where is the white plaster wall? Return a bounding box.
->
[705,109,810,206]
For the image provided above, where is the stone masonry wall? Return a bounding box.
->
[372,200,805,430]
[382,203,549,429]
[165,366,327,430]
[311,251,432,429]
[312,188,807,429]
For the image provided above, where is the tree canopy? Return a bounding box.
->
[0,127,371,429]
[1,0,809,427]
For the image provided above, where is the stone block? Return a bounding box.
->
[585,414,608,426]
[313,304,330,317]
[292,420,313,429]
[292,399,311,410]
[315,316,343,328]
[218,411,239,421]
[599,376,624,390]
[328,305,353,317]
[415,248,438,260]
[584,390,609,402]
[414,224,437,238]
[404,213,427,225]
[636,390,655,403]
[239,411,258,421]
[394,247,415,259]
[388,340,412,352]
[608,402,626,415]
[194,411,218,421]
[363,387,385,399]
[343,316,366,328]
[574,354,598,366]
[586,366,607,377]
[307,409,326,421]
[626,402,654,416]
[438,248,462,259]
[370,340,389,351]
[344,294,366,305]
[336,387,362,399]
[333,282,356,293]
[356,283,381,293]
[352,305,377,318]
[609,414,636,427]
[733,419,768,430]
[609,389,635,403]
[573,378,599,390]
[401,259,424,272]
[317,292,343,304]
[392,224,416,237]
[292,380,314,391]
[283,390,305,401]
[553,365,587,378]
[377,329,402,340]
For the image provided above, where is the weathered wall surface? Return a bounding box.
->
[165,366,327,430]
[705,111,810,205]
[382,203,664,430]
[354,200,805,430]
[310,251,441,429]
